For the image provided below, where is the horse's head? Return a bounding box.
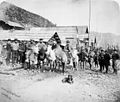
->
[52,44,57,50]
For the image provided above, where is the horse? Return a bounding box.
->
[46,45,56,71]
[71,48,79,70]
[52,44,67,73]
[37,44,47,69]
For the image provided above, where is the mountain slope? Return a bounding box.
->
[0,1,56,28]
[90,32,120,48]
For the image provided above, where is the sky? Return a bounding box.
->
[0,0,120,35]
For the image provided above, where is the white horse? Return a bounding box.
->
[71,48,79,70]
[52,44,68,73]
[46,45,56,71]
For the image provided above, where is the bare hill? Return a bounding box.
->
[91,32,120,48]
[0,1,56,28]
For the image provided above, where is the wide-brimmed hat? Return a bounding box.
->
[14,38,18,41]
[66,40,70,43]
[39,38,43,41]
[8,39,11,41]
[114,49,117,51]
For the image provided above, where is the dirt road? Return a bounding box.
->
[0,66,120,102]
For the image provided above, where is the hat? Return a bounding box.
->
[66,40,70,43]
[39,38,43,41]
[8,39,11,41]
[14,38,18,41]
[114,49,117,51]
[105,50,108,53]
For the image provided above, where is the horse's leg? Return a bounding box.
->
[53,60,57,71]
[83,61,84,70]
[74,61,78,70]
[37,59,41,71]
[56,59,58,69]
[73,61,76,70]
[79,61,82,69]
[39,61,41,69]
[49,61,52,72]
[42,60,43,66]
[80,61,82,69]
[62,62,65,74]
[28,59,31,70]
[37,60,39,69]
[89,61,92,70]
[52,61,55,72]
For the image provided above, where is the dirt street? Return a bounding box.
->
[0,65,120,102]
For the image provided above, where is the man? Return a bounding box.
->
[6,39,12,65]
[112,49,120,74]
[64,40,73,64]
[88,51,93,69]
[104,50,111,73]
[98,50,105,72]
[18,41,26,67]
[11,39,19,65]
[94,52,99,68]
[37,39,47,51]
[78,49,87,69]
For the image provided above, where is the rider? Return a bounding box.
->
[37,38,47,52]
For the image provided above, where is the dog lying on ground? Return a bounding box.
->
[62,75,73,84]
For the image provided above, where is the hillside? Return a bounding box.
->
[0,1,56,28]
[90,32,120,48]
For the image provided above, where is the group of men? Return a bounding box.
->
[3,38,73,66]
[3,38,47,67]
[0,38,120,74]
[94,49,120,74]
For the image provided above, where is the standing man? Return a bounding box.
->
[6,39,12,65]
[18,41,26,67]
[11,39,19,66]
[78,49,87,69]
[104,50,111,73]
[112,49,120,74]
[64,40,73,64]
[88,51,92,69]
[94,52,99,68]
[98,50,105,72]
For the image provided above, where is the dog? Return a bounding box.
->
[62,75,73,84]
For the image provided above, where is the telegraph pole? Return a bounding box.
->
[88,0,91,46]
